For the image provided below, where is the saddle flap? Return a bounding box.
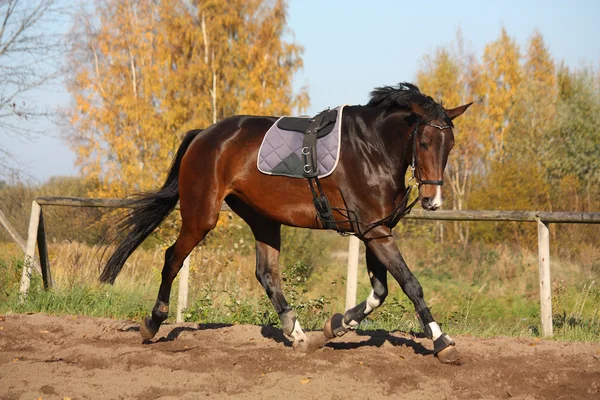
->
[277,109,338,139]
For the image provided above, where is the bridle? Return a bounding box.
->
[407,120,451,187]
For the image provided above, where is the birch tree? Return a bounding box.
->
[67,0,308,197]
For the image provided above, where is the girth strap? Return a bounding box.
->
[301,108,334,178]
[307,176,338,230]
[301,108,339,230]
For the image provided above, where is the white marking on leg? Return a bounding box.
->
[431,186,443,208]
[342,290,382,330]
[428,322,443,340]
[365,289,381,314]
[291,319,309,344]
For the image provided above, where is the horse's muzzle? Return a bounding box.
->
[421,197,440,211]
[421,185,443,210]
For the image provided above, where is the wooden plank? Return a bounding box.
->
[33,197,600,223]
[37,209,53,289]
[34,196,231,211]
[1,208,43,277]
[406,209,539,222]
[0,208,28,252]
[35,196,125,208]
[408,209,600,223]
[176,255,190,323]
[30,196,600,224]
[345,235,360,311]
[536,211,600,224]
[19,201,42,301]
[537,219,553,337]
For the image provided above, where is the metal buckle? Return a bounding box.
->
[301,147,310,155]
[303,165,312,174]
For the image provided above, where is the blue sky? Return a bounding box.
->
[3,0,600,183]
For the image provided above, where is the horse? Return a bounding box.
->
[100,82,471,363]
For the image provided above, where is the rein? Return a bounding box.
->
[308,118,450,240]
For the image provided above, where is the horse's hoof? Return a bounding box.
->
[139,316,158,340]
[292,338,310,353]
[323,313,346,339]
[436,345,462,365]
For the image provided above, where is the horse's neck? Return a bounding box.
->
[343,106,410,191]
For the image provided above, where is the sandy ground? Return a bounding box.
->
[0,314,599,399]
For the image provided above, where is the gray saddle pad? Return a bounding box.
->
[257,106,344,179]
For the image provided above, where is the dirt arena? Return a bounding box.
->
[0,314,598,399]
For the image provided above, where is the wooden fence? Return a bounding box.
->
[2,196,600,337]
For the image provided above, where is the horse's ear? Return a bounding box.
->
[445,102,473,120]
[408,102,428,119]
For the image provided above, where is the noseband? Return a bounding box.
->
[407,120,451,186]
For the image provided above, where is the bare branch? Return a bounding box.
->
[0,0,64,179]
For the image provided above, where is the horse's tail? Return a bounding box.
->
[100,129,202,284]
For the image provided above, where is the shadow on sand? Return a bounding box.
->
[326,329,433,356]
[121,321,431,356]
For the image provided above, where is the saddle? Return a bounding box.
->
[281,108,337,178]
[276,109,338,139]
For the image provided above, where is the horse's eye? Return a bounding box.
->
[420,142,429,150]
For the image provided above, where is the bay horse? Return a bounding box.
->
[100,82,471,363]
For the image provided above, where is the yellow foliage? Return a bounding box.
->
[415,28,579,246]
[66,0,308,198]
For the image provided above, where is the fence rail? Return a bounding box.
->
[3,196,599,337]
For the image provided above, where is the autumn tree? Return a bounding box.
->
[67,0,308,197]
[479,27,521,163]
[547,65,600,212]
[513,31,557,159]
[417,31,484,245]
[469,30,555,244]
[476,32,556,211]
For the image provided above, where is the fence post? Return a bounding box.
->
[537,218,553,337]
[37,209,53,289]
[176,255,191,323]
[19,201,42,301]
[345,235,360,311]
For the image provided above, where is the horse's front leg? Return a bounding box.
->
[324,246,388,336]
[327,233,458,363]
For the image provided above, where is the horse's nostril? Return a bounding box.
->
[422,197,432,208]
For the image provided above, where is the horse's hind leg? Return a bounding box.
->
[324,247,388,338]
[139,223,208,340]
[140,191,222,340]
[226,196,310,351]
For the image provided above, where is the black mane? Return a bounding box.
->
[367,82,450,124]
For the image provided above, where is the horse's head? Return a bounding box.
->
[408,101,472,211]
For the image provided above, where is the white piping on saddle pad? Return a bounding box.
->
[322,105,344,178]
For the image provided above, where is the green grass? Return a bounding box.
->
[0,260,154,320]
